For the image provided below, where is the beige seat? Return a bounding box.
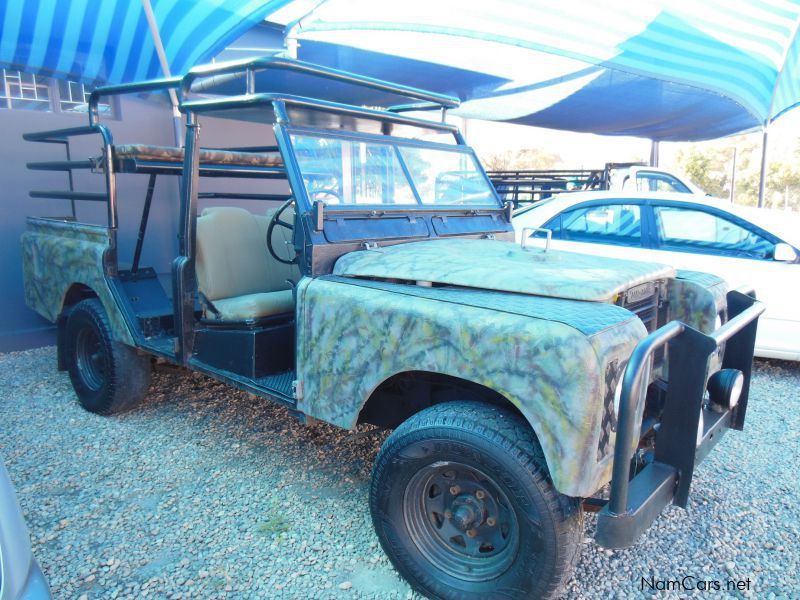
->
[196,206,300,321]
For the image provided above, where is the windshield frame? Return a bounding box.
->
[279,125,504,214]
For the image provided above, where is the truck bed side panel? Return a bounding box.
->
[21,218,133,345]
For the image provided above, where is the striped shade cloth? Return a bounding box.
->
[2,0,798,140]
[0,0,289,85]
[278,0,800,140]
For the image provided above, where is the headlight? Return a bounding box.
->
[707,369,745,412]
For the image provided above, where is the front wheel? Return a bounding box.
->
[64,298,151,415]
[370,401,583,600]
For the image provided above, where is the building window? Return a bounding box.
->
[1,70,50,110]
[0,69,115,117]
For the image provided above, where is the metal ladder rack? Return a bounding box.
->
[23,125,114,223]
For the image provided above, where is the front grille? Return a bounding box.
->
[618,282,660,333]
[618,281,666,364]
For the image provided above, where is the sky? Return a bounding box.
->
[463,118,649,167]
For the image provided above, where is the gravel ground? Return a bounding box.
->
[1,346,798,599]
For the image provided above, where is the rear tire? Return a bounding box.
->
[64,298,151,415]
[370,401,583,600]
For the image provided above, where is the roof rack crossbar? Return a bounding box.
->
[388,102,452,113]
[180,92,459,134]
[182,56,459,110]
[89,76,182,125]
[23,124,112,145]
[26,160,94,171]
[29,190,108,202]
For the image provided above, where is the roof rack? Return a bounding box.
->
[86,57,461,131]
[181,56,460,111]
[88,76,182,125]
[180,91,460,134]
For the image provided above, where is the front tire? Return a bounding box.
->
[370,401,583,600]
[64,298,151,415]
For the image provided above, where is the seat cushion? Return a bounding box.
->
[209,289,295,321]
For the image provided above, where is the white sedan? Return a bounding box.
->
[513,191,800,360]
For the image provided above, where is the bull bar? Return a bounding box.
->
[595,289,765,548]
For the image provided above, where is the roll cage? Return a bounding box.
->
[23,56,511,366]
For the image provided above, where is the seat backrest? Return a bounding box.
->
[196,206,299,301]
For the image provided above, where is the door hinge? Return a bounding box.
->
[292,380,304,401]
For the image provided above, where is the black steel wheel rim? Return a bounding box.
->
[403,461,520,582]
[75,326,106,391]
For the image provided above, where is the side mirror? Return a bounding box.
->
[774,242,798,262]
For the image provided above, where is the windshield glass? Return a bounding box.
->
[290,133,499,207]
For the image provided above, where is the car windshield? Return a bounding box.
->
[290,133,499,208]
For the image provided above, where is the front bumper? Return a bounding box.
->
[595,290,764,549]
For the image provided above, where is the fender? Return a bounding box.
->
[21,218,134,345]
[295,275,647,497]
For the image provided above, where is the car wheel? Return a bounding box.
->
[370,401,583,600]
[64,298,151,415]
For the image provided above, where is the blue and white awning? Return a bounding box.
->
[1,0,798,141]
[274,0,800,141]
[0,0,289,85]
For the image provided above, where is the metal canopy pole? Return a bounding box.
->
[284,0,330,59]
[758,15,800,209]
[649,140,660,167]
[142,0,182,146]
[758,128,768,208]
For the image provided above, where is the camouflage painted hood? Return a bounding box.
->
[333,238,675,303]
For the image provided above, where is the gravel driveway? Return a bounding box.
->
[1,347,798,599]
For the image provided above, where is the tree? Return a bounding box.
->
[766,161,800,210]
[673,130,800,210]
[481,147,562,171]
[678,148,727,197]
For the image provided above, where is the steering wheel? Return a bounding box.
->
[266,197,298,265]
